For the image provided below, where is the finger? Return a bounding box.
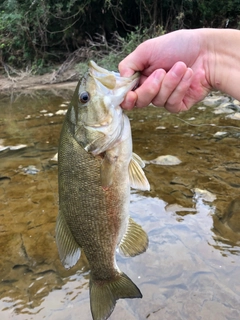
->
[121,91,137,110]
[164,68,194,113]
[151,62,188,107]
[134,69,166,108]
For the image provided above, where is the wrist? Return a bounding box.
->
[201,28,240,99]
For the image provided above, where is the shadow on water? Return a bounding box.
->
[0,89,240,319]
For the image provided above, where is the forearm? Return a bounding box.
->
[201,28,240,100]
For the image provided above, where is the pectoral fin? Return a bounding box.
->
[119,217,148,257]
[132,152,145,168]
[100,156,115,188]
[100,151,119,189]
[55,210,81,269]
[129,154,150,191]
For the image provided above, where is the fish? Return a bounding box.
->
[56,60,150,320]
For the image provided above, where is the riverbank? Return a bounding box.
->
[0,68,79,92]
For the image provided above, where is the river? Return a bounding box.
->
[0,88,240,319]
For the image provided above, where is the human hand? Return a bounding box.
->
[119,29,212,113]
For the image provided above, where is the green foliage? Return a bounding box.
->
[193,0,240,28]
[76,26,165,74]
[0,0,240,72]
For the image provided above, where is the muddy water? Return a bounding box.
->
[0,89,240,320]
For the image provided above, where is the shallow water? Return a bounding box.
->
[0,89,240,320]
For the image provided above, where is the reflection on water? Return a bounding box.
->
[0,89,240,319]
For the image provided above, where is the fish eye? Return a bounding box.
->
[79,91,90,103]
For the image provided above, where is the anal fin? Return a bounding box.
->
[119,217,148,257]
[55,209,81,269]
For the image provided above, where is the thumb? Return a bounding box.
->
[118,43,149,77]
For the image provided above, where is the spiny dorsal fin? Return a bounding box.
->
[129,154,150,191]
[119,217,148,257]
[90,272,142,320]
[55,210,81,269]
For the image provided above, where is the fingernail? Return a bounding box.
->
[152,69,166,81]
[184,68,193,80]
[172,62,186,77]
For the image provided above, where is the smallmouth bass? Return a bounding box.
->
[56,61,150,320]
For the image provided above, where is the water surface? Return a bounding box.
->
[0,89,240,319]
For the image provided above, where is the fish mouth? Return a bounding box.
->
[89,60,140,106]
[89,60,140,82]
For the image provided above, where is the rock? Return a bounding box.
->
[9,144,27,150]
[44,113,54,117]
[155,126,166,130]
[221,198,240,233]
[232,99,240,105]
[149,155,181,166]
[226,112,240,120]
[0,146,9,152]
[213,132,227,138]
[202,95,229,107]
[0,144,27,152]
[193,188,216,202]
[55,109,67,115]
[213,103,235,114]
[22,165,40,175]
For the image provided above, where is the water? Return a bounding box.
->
[0,88,240,319]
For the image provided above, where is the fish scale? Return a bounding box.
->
[59,115,124,276]
[56,61,150,320]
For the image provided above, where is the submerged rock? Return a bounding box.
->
[193,188,216,202]
[10,144,27,150]
[0,144,27,153]
[0,146,9,152]
[155,126,166,130]
[226,112,240,120]
[55,110,67,115]
[213,131,228,138]
[220,198,240,233]
[213,198,240,245]
[43,113,54,117]
[22,165,40,175]
[149,155,181,166]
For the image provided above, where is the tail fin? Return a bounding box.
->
[90,272,142,320]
